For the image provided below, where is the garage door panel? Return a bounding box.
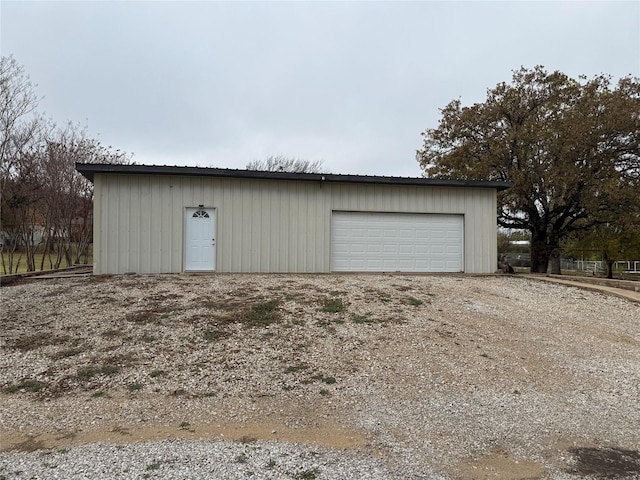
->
[384,245,399,254]
[350,259,366,269]
[333,243,349,253]
[367,245,382,254]
[430,261,446,271]
[382,259,397,269]
[331,212,463,272]
[352,244,367,253]
[398,245,413,254]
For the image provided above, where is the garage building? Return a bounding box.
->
[76,164,510,275]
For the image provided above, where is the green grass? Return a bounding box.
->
[77,366,98,379]
[77,364,121,379]
[202,329,229,342]
[125,310,157,324]
[244,299,280,327]
[2,379,44,393]
[295,468,321,480]
[311,374,336,384]
[284,364,308,374]
[146,461,162,471]
[100,365,120,376]
[405,296,424,307]
[12,333,70,351]
[352,313,376,324]
[321,298,345,313]
[54,347,84,359]
[1,246,92,275]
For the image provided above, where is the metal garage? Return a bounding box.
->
[331,212,463,272]
[76,163,510,275]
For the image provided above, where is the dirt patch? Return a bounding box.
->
[456,447,546,479]
[566,447,640,478]
[1,419,368,453]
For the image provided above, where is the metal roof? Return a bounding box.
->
[75,163,512,190]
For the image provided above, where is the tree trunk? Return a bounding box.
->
[39,236,51,271]
[550,248,562,275]
[75,217,92,265]
[530,236,550,273]
[23,230,36,272]
[1,234,20,274]
[604,253,614,279]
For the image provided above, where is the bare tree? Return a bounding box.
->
[0,55,45,273]
[246,155,326,173]
[1,57,133,273]
[39,123,132,269]
[0,56,42,175]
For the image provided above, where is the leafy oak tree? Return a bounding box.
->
[417,66,640,273]
[564,182,640,278]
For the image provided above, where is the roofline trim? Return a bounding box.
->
[75,163,512,190]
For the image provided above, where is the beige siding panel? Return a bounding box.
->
[94,174,498,274]
[92,175,103,274]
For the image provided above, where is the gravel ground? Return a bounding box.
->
[1,274,639,479]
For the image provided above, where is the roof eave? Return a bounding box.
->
[75,163,512,191]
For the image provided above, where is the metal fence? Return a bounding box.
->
[568,260,605,274]
[502,254,640,274]
[560,259,640,274]
[614,260,640,273]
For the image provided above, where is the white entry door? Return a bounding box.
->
[185,207,216,271]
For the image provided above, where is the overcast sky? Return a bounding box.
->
[2,1,639,176]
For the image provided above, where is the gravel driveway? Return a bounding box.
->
[1,274,639,479]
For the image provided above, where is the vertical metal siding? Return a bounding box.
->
[94,174,498,274]
[92,175,103,274]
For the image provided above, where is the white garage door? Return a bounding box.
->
[331,212,463,272]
